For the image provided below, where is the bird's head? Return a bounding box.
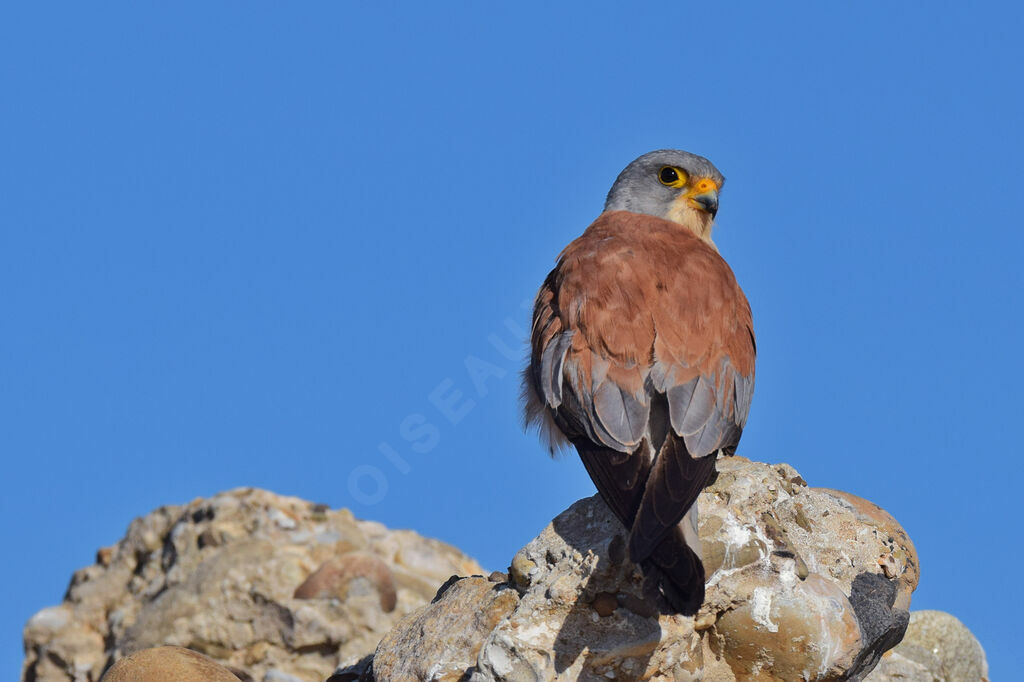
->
[603,149,725,243]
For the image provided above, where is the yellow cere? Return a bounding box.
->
[691,177,719,194]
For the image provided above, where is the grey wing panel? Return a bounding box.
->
[537,330,574,409]
[733,370,754,428]
[665,357,752,458]
[592,378,650,450]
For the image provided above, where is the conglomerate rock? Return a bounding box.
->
[369,457,920,681]
[22,488,483,682]
[24,461,987,682]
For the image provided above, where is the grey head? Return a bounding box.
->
[603,150,725,236]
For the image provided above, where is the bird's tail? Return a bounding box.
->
[643,506,705,615]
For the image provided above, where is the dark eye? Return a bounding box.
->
[658,166,687,187]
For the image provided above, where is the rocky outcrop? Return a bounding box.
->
[22,488,483,682]
[24,460,987,681]
[367,457,920,681]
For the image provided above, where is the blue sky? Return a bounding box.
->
[2,3,1021,678]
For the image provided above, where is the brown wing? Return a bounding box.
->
[524,211,756,562]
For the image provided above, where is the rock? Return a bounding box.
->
[813,489,918,612]
[372,577,520,681]
[473,498,703,681]
[370,457,922,681]
[714,573,863,678]
[901,611,988,681]
[865,610,989,681]
[293,551,397,612]
[263,670,308,682]
[863,647,939,682]
[23,606,106,680]
[22,488,483,682]
[326,654,373,682]
[25,463,988,681]
[99,646,240,681]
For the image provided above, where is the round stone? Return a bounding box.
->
[101,646,240,681]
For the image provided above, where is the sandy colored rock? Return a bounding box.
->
[25,461,987,681]
[373,577,520,681]
[700,459,915,679]
[864,647,940,682]
[903,610,988,680]
[715,573,862,678]
[294,551,397,612]
[865,610,989,681]
[813,488,919,612]
[23,606,106,679]
[100,646,239,681]
[371,457,921,681]
[472,496,704,682]
[22,488,483,682]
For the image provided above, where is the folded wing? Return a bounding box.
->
[525,211,756,565]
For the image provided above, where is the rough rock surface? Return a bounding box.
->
[22,488,483,682]
[865,610,989,681]
[372,575,519,681]
[368,457,920,681]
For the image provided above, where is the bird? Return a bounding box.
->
[522,149,755,614]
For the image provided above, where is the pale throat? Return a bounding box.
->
[665,197,717,248]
